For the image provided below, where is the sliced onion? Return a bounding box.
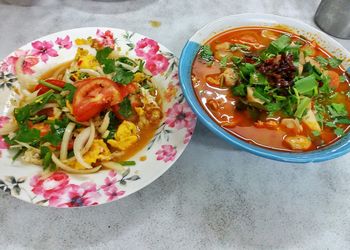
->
[60,122,76,160]
[73,126,93,169]
[101,161,125,173]
[0,120,18,135]
[115,61,139,73]
[82,122,95,154]
[42,103,59,109]
[52,154,101,174]
[14,140,40,152]
[20,89,40,104]
[98,111,110,135]
[63,69,74,84]
[15,56,37,90]
[79,69,101,77]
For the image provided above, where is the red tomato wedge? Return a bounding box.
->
[72,77,125,122]
[30,122,50,137]
[35,79,66,95]
[326,70,340,90]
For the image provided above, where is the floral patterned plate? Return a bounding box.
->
[0,27,196,207]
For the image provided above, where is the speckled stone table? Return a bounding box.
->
[1,0,350,249]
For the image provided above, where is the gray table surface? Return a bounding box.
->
[1,0,350,249]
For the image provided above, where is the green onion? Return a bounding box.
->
[38,80,63,92]
[294,97,310,118]
[119,161,136,166]
[294,75,318,96]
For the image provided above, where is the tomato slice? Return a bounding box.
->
[34,79,66,95]
[72,77,124,122]
[326,70,340,90]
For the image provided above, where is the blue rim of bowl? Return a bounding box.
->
[179,14,350,163]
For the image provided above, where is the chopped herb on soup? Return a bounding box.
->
[192,27,349,152]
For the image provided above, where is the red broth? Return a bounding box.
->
[192,27,350,152]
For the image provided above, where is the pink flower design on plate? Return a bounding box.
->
[49,182,101,207]
[135,38,159,59]
[30,172,69,199]
[0,116,10,149]
[156,145,177,162]
[31,40,58,63]
[184,120,196,144]
[96,29,115,48]
[165,102,196,130]
[145,54,169,76]
[0,50,39,75]
[101,171,125,201]
[55,35,72,49]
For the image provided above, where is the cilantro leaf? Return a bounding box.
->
[327,103,348,118]
[325,121,337,128]
[328,57,342,68]
[14,125,41,143]
[219,56,228,68]
[118,97,133,118]
[96,47,113,63]
[249,72,268,85]
[312,130,321,136]
[112,66,134,85]
[62,83,77,102]
[335,117,350,124]
[96,47,116,74]
[315,56,329,67]
[267,35,291,54]
[231,84,246,97]
[265,102,281,112]
[319,73,332,94]
[42,117,70,146]
[199,45,214,63]
[14,90,54,123]
[232,56,242,64]
[40,146,56,171]
[239,63,255,80]
[253,86,271,103]
[334,127,345,137]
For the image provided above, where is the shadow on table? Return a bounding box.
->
[192,122,241,152]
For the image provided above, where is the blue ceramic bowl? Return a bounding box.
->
[179,14,350,163]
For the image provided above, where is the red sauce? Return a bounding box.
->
[192,27,350,152]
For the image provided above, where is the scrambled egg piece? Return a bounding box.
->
[135,107,148,129]
[74,48,99,69]
[108,121,139,150]
[74,139,111,169]
[133,72,146,83]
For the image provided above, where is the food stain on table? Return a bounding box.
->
[149,20,161,28]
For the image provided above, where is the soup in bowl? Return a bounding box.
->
[179,14,350,162]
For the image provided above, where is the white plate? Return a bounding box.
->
[0,27,196,207]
